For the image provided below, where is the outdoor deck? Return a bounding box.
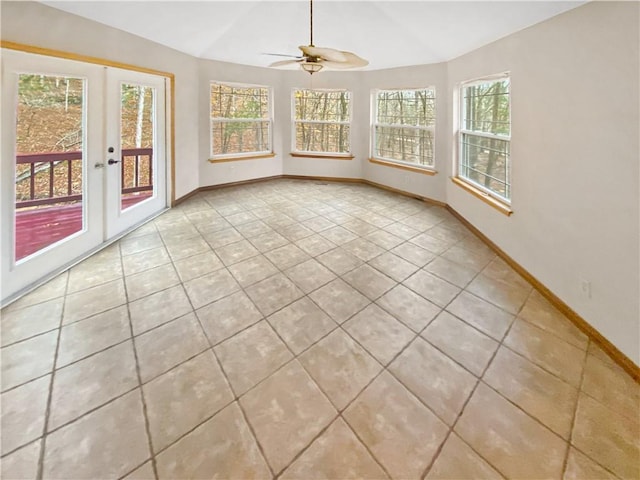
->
[16,194,152,260]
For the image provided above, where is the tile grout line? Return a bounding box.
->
[118,241,160,480]
[35,269,70,480]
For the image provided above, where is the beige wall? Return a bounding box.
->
[1,1,201,199]
[2,1,638,363]
[446,1,639,362]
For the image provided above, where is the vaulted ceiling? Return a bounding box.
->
[42,1,585,70]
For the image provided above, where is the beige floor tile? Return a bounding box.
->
[43,390,150,480]
[240,361,337,474]
[425,224,467,243]
[376,285,441,332]
[225,211,258,226]
[295,234,337,257]
[281,418,389,480]
[343,264,396,300]
[183,269,240,309]
[196,291,263,345]
[121,246,171,276]
[580,351,639,422]
[466,274,531,315]
[504,319,586,387]
[144,350,233,452]
[214,321,292,395]
[303,215,336,233]
[202,227,243,249]
[268,297,337,354]
[365,229,404,250]
[424,256,477,288]
[264,243,310,270]
[564,447,618,480]
[245,273,304,316]
[120,232,163,256]
[0,440,41,480]
[278,223,314,242]
[389,338,476,425]
[404,270,460,307]
[343,219,379,237]
[155,402,271,479]
[129,285,192,335]
[125,264,180,302]
[344,371,448,479]
[284,258,336,293]
[344,304,415,365]
[263,212,296,229]
[422,311,498,376]
[123,461,155,480]
[572,393,640,479]
[440,244,494,271]
[481,257,530,288]
[67,253,123,294]
[391,242,436,267]
[248,230,289,253]
[426,433,504,480]
[342,238,385,262]
[383,221,420,241]
[484,346,578,439]
[235,219,273,238]
[136,313,209,383]
[319,225,358,245]
[409,232,454,255]
[586,342,616,366]
[309,278,371,324]
[1,375,49,455]
[518,290,588,350]
[214,239,260,266]
[316,247,364,275]
[57,305,130,367]
[64,279,127,324]
[1,331,57,391]
[446,291,514,340]
[164,236,212,262]
[1,298,63,347]
[456,383,566,479]
[299,329,381,410]
[49,341,138,430]
[3,272,67,312]
[369,252,420,282]
[228,255,279,288]
[172,251,223,282]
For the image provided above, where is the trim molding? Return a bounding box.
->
[451,176,513,216]
[208,153,276,163]
[369,157,437,176]
[446,206,640,382]
[290,152,355,160]
[1,40,177,205]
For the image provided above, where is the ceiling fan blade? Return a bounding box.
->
[268,59,303,68]
[338,51,369,68]
[299,45,347,63]
[263,53,304,59]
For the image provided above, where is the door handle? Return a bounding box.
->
[107,158,120,165]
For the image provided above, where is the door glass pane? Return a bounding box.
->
[120,84,154,211]
[15,74,85,262]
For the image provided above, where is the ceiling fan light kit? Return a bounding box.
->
[266,0,368,74]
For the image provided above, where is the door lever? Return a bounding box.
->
[107,158,120,165]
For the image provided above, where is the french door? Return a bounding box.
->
[1,49,168,304]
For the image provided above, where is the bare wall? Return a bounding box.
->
[446,1,640,363]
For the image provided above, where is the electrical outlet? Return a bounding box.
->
[580,279,591,299]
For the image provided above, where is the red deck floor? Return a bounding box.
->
[15,193,152,260]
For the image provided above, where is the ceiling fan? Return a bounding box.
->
[266,0,368,74]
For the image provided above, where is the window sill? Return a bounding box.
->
[369,158,437,176]
[208,153,276,163]
[451,177,513,216]
[290,152,354,160]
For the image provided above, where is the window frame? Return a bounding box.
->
[371,87,437,172]
[291,88,353,157]
[209,81,274,161]
[455,73,512,210]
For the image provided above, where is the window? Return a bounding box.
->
[292,89,351,155]
[372,88,436,168]
[458,75,511,202]
[210,82,272,158]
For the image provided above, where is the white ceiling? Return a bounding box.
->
[42,1,585,70]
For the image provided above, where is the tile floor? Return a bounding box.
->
[1,179,638,480]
